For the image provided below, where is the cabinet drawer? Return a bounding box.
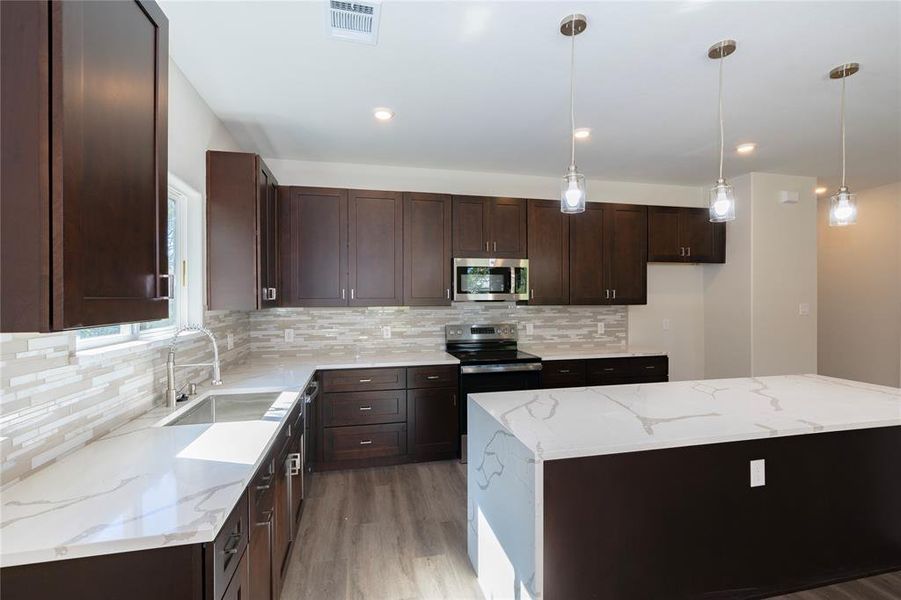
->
[323,423,407,462]
[321,368,405,393]
[586,358,633,385]
[210,493,248,600]
[629,356,668,379]
[250,456,276,509]
[407,365,458,389]
[323,390,407,427]
[541,360,586,389]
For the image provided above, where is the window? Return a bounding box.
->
[76,176,203,350]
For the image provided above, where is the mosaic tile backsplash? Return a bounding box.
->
[249,304,628,358]
[0,311,249,486]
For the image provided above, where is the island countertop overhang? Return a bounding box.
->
[468,374,901,462]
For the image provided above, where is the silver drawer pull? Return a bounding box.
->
[558,369,571,373]
[359,378,372,383]
[359,406,372,411]
[645,366,656,370]
[359,440,373,445]
[604,368,615,372]
[223,532,241,556]
[426,375,440,380]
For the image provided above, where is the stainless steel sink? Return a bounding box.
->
[163,392,284,426]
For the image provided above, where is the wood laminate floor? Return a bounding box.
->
[280,461,900,600]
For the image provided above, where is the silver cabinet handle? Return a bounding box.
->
[485,241,489,252]
[269,287,277,301]
[605,289,610,299]
[342,288,346,299]
[446,288,450,300]
[680,247,684,256]
[612,289,616,299]
[360,440,373,445]
[493,241,497,252]
[687,247,691,257]
[558,369,571,373]
[645,366,656,370]
[223,532,241,556]
[359,378,372,383]
[351,288,355,300]
[426,375,440,380]
[359,405,372,411]
[288,452,301,476]
[530,288,534,300]
[255,509,273,527]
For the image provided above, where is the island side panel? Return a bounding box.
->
[543,426,901,600]
[468,399,542,600]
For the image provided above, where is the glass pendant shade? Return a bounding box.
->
[561,166,587,214]
[708,178,735,222]
[829,186,857,226]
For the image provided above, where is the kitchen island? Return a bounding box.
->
[467,375,901,599]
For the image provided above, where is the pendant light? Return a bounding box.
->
[560,14,587,214]
[708,40,737,222]
[827,63,860,227]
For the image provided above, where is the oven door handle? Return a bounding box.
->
[460,363,543,374]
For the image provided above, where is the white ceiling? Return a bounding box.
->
[161,1,901,191]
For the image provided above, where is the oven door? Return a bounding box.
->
[459,363,541,462]
[453,258,529,301]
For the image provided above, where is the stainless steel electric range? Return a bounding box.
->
[445,323,542,462]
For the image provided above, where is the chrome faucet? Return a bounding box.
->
[166,325,223,408]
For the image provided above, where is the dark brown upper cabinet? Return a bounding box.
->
[527,200,570,305]
[1,0,169,331]
[279,187,349,307]
[570,203,648,305]
[404,193,452,305]
[605,204,648,304]
[648,206,725,263]
[348,190,404,306]
[206,151,279,310]
[452,196,527,258]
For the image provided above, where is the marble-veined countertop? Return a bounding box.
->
[470,374,901,462]
[0,351,458,568]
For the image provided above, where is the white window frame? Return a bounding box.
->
[75,174,204,351]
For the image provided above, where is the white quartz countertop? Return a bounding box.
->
[0,352,458,568]
[519,343,665,361]
[470,374,901,462]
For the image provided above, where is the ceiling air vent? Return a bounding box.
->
[328,0,381,45]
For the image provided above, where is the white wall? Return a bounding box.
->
[704,172,818,378]
[818,181,901,387]
[267,158,708,381]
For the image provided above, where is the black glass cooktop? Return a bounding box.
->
[446,349,540,365]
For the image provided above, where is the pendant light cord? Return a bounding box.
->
[840,75,846,187]
[569,14,576,167]
[718,49,725,181]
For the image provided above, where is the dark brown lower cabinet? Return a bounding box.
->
[542,356,668,389]
[221,551,249,600]
[408,387,459,460]
[248,488,274,600]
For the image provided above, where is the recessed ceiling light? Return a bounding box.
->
[574,127,591,140]
[373,107,395,121]
[736,142,757,154]
[815,186,828,195]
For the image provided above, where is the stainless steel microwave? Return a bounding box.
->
[453,258,529,302]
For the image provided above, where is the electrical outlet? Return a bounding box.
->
[750,459,766,487]
[799,303,810,316]
[662,318,671,331]
[227,333,234,350]
[525,323,534,336]
[284,329,295,343]
[382,326,391,339]
[596,322,605,335]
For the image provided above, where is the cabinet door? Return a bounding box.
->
[272,446,291,597]
[279,187,348,307]
[452,196,490,257]
[647,206,683,262]
[488,198,528,258]
[527,200,569,305]
[348,190,403,306]
[267,180,279,301]
[408,387,459,459]
[249,499,273,600]
[404,193,452,305]
[569,203,607,305]
[679,208,718,263]
[605,204,647,305]
[221,550,249,600]
[52,0,169,328]
[257,159,277,308]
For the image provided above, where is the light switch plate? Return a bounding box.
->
[227,333,234,350]
[779,190,800,204]
[382,326,391,339]
[284,329,295,343]
[525,323,534,335]
[750,459,766,487]
[662,318,671,331]
[799,303,810,316]
[597,322,605,335]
